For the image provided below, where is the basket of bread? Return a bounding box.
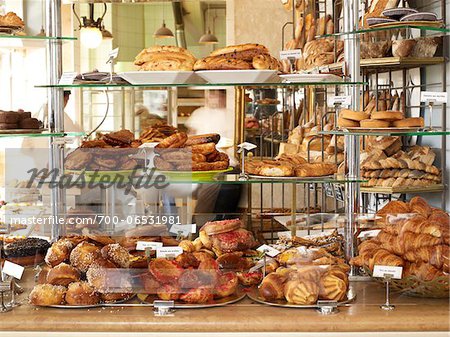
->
[351,197,449,298]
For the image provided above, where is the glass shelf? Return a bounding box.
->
[0,34,76,41]
[35,81,366,89]
[0,132,85,138]
[319,129,450,137]
[319,23,450,38]
[53,172,365,185]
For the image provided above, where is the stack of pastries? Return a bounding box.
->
[337,108,424,129]
[244,153,337,177]
[65,130,142,171]
[0,12,24,27]
[134,46,196,71]
[139,219,261,303]
[258,250,350,305]
[351,197,449,282]
[153,132,230,171]
[360,142,441,188]
[194,44,281,71]
[29,235,136,306]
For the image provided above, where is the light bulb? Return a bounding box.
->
[80,26,103,49]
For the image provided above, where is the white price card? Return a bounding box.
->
[136,241,163,251]
[156,246,183,259]
[328,95,352,107]
[109,48,119,59]
[280,49,303,60]
[169,224,196,236]
[357,230,381,239]
[58,72,77,85]
[319,65,330,73]
[237,142,257,151]
[257,244,281,258]
[421,91,448,104]
[373,265,403,279]
[2,260,25,280]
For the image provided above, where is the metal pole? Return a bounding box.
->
[343,0,360,270]
[46,0,65,240]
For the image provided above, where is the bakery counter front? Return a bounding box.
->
[0,281,448,336]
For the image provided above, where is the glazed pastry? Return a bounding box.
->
[65,281,100,306]
[319,272,347,301]
[45,239,73,267]
[215,272,238,298]
[29,284,66,306]
[101,243,130,268]
[201,219,242,235]
[284,279,319,305]
[157,284,180,301]
[258,273,286,301]
[69,241,101,272]
[236,271,263,286]
[149,258,183,284]
[46,263,81,286]
[179,286,213,304]
[3,238,50,266]
[175,252,200,269]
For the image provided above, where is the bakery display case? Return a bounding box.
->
[0,0,449,335]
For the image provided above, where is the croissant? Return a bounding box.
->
[401,232,442,253]
[376,200,411,217]
[319,272,347,301]
[403,262,447,281]
[358,240,380,255]
[284,279,319,305]
[258,273,286,301]
[377,231,404,256]
[400,218,442,238]
[409,196,433,218]
[404,245,449,273]
[369,249,404,271]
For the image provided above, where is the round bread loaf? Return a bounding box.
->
[393,117,424,127]
[360,119,391,128]
[0,123,18,130]
[337,116,360,128]
[29,284,66,306]
[371,111,404,121]
[19,117,40,129]
[340,109,370,122]
[210,43,269,57]
[65,281,100,306]
[0,111,19,123]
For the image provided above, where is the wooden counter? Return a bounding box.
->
[0,281,448,334]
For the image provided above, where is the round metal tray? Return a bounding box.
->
[247,287,356,309]
[43,294,136,309]
[137,288,246,309]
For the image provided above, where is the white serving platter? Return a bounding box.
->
[195,70,279,84]
[119,71,201,85]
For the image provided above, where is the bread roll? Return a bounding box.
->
[340,109,370,122]
[371,111,404,121]
[393,117,424,128]
[360,119,391,128]
[338,117,360,128]
[29,284,66,306]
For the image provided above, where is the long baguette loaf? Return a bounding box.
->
[362,158,440,175]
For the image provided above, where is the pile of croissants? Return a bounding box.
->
[351,196,449,281]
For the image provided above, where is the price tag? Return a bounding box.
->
[420,91,448,104]
[328,95,352,108]
[169,224,196,236]
[109,48,119,59]
[136,241,163,251]
[156,246,183,259]
[249,259,266,273]
[2,260,24,280]
[325,183,334,198]
[319,65,330,73]
[257,244,281,257]
[237,142,257,151]
[357,229,381,239]
[373,265,403,280]
[58,72,77,85]
[309,183,315,191]
[279,49,302,60]
[334,185,344,202]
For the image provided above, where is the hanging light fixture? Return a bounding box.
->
[35,1,46,37]
[154,3,174,38]
[73,3,112,49]
[199,5,218,44]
